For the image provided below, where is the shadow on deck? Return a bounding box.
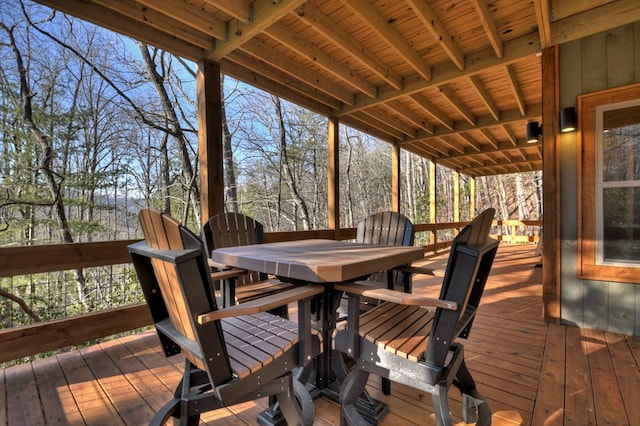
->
[2,244,639,425]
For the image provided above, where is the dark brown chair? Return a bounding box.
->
[334,208,497,426]
[356,210,419,292]
[203,212,294,316]
[129,208,323,425]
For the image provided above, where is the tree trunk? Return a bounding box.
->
[273,96,311,230]
[138,43,201,223]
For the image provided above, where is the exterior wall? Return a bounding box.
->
[559,22,640,335]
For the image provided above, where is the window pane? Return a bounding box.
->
[602,187,640,263]
[602,106,640,182]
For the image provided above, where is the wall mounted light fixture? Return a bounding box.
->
[527,121,541,143]
[560,107,576,132]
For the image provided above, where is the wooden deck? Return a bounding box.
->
[2,244,639,425]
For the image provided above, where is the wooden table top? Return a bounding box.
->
[211,239,424,283]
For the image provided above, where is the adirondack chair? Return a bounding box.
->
[334,208,497,426]
[203,212,294,316]
[356,211,419,292]
[353,211,430,395]
[129,208,323,425]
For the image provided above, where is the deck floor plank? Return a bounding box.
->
[32,355,84,425]
[5,362,45,425]
[2,244,640,425]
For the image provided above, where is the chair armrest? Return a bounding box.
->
[335,281,458,311]
[197,284,324,323]
[210,268,247,281]
[394,265,435,276]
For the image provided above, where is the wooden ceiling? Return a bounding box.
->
[34,0,640,177]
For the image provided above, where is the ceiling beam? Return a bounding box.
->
[340,0,432,81]
[438,85,476,126]
[504,65,526,116]
[336,32,540,116]
[410,93,453,130]
[265,24,377,98]
[387,101,435,134]
[295,3,403,90]
[404,0,465,70]
[468,0,503,58]
[239,40,354,106]
[34,0,207,60]
[219,58,332,117]
[402,104,542,145]
[205,0,252,24]
[136,0,226,40]
[208,0,306,60]
[468,75,500,121]
[226,50,343,110]
[551,0,640,45]
[533,0,552,48]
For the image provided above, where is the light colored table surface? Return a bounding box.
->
[211,238,424,283]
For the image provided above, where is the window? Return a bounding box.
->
[579,83,640,283]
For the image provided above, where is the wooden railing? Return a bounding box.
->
[0,220,540,363]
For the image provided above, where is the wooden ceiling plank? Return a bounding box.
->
[204,0,252,24]
[136,0,226,40]
[265,24,377,98]
[438,85,476,126]
[240,40,354,106]
[410,93,453,130]
[533,0,552,48]
[504,65,526,116]
[468,75,500,121]
[338,32,540,116]
[295,3,403,90]
[340,0,432,81]
[404,0,465,70]
[468,0,503,58]
[226,51,343,110]
[209,0,307,60]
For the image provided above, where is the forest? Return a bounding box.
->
[0,1,541,332]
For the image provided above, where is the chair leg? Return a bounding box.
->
[455,359,491,425]
[431,384,453,426]
[276,377,314,426]
[381,377,391,395]
[340,369,371,426]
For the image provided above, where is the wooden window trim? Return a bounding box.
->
[578,82,640,284]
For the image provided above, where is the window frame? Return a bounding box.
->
[578,82,640,284]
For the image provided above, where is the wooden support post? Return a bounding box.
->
[453,170,460,230]
[542,46,561,322]
[470,176,476,218]
[392,144,401,212]
[197,59,224,225]
[328,117,340,235]
[429,161,437,250]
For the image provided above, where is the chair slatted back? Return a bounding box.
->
[135,208,232,384]
[203,213,265,284]
[425,208,497,368]
[356,211,414,283]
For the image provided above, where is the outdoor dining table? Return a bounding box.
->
[211,238,424,422]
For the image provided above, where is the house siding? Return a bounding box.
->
[559,22,640,336]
